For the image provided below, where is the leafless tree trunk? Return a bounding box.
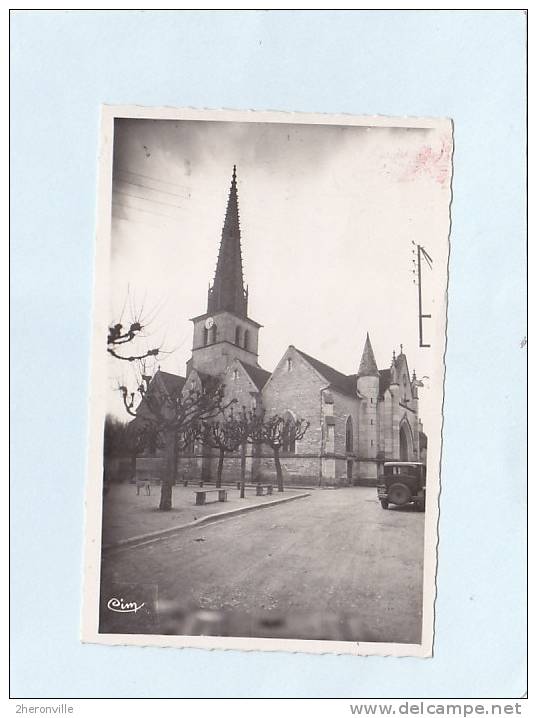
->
[216,448,225,488]
[239,441,247,498]
[273,446,284,492]
[160,427,177,511]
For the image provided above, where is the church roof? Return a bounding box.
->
[357,333,380,377]
[207,165,248,318]
[238,361,271,391]
[379,369,392,395]
[155,370,186,398]
[294,347,357,398]
[294,347,398,400]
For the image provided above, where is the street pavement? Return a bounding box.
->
[101,482,305,545]
[100,487,425,644]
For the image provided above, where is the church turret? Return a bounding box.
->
[390,350,398,387]
[207,165,248,318]
[357,332,380,396]
[357,333,379,462]
[411,369,420,400]
[357,332,380,378]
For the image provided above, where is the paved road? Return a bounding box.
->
[100,487,424,644]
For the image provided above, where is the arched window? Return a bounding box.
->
[345,416,354,453]
[244,329,250,350]
[282,411,296,454]
[235,326,241,345]
[210,323,217,344]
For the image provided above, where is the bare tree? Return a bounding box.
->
[119,375,233,510]
[248,411,310,492]
[107,290,166,363]
[198,410,249,488]
[107,321,161,363]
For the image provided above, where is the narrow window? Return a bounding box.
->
[203,328,208,346]
[345,416,353,453]
[233,369,239,381]
[235,326,241,345]
[287,358,293,372]
[210,323,217,344]
[244,329,250,350]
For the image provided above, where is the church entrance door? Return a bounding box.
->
[400,425,409,461]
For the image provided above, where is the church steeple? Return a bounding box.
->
[188,166,261,377]
[207,165,248,318]
[357,332,380,377]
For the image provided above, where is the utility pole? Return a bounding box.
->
[412,242,433,348]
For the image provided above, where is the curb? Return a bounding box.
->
[102,492,311,553]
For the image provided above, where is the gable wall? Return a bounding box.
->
[262,348,325,454]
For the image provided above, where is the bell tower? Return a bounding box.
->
[187,166,262,377]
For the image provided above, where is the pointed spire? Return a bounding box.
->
[207,166,248,317]
[358,332,380,377]
[390,350,398,384]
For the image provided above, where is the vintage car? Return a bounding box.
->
[377,461,426,511]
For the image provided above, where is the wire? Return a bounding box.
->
[115,176,189,200]
[113,189,183,210]
[112,199,178,220]
[117,167,191,191]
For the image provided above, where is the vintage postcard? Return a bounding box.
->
[82,106,452,656]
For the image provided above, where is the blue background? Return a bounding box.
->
[10,10,527,698]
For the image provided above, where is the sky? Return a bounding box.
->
[107,116,452,433]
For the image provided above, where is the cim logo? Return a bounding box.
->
[107,597,145,614]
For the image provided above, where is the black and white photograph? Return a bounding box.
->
[83,106,452,656]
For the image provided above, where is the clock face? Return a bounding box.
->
[204,317,215,330]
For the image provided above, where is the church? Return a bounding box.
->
[142,167,425,487]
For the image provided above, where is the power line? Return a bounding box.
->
[113,188,183,210]
[117,167,191,191]
[115,176,189,200]
[112,199,178,220]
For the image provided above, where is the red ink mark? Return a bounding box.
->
[384,133,452,187]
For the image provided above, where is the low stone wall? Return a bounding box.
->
[139,453,378,488]
[135,457,166,481]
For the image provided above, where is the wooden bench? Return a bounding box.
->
[234,483,273,496]
[135,477,155,495]
[194,488,228,506]
[256,484,273,496]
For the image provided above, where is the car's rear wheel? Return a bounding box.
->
[380,499,389,510]
[388,483,411,506]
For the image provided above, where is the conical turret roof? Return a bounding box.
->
[357,333,380,377]
[207,165,248,317]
